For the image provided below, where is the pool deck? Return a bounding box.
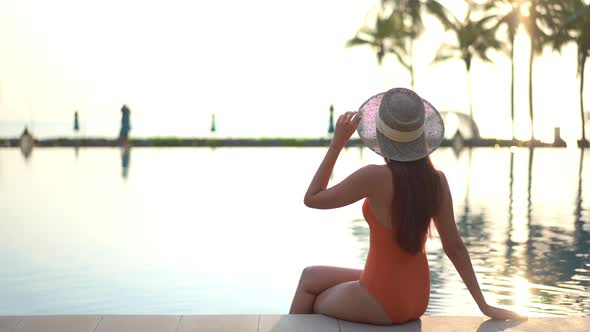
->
[0,315,588,331]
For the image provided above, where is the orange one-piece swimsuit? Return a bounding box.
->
[359,198,430,324]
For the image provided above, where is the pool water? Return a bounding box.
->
[0,146,588,316]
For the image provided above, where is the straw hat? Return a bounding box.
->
[357,87,445,162]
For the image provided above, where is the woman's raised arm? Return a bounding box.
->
[304,111,378,209]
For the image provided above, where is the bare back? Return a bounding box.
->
[363,165,393,228]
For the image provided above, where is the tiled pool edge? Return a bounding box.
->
[0,314,588,331]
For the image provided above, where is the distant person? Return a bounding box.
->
[74,111,80,149]
[289,88,523,324]
[74,111,80,132]
[328,104,335,134]
[119,105,131,145]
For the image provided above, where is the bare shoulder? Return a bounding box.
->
[357,164,390,180]
[434,170,453,208]
[435,169,446,179]
[362,163,389,172]
[436,170,450,191]
[359,164,391,195]
[349,164,391,194]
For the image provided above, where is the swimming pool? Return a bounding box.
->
[0,146,588,316]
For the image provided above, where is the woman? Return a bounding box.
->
[289,88,523,325]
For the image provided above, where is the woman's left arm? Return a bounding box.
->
[304,112,377,209]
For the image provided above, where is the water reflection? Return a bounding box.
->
[519,148,588,314]
[451,148,590,316]
[0,147,588,315]
[121,146,131,179]
[505,151,515,262]
[19,141,33,161]
[456,148,492,257]
[575,148,585,225]
[572,148,589,315]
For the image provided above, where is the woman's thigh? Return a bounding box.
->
[313,281,393,325]
[290,266,364,314]
[299,266,363,294]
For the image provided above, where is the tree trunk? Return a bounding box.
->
[410,39,416,89]
[511,41,515,141]
[410,65,415,90]
[507,152,514,241]
[580,56,586,142]
[467,65,473,121]
[528,2,536,141]
[528,40,535,140]
[527,147,534,227]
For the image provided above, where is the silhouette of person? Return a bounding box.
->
[119,105,131,145]
[74,111,80,132]
[328,105,335,134]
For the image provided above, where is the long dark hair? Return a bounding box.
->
[386,156,440,255]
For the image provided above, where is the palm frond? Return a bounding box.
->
[496,8,521,39]
[345,36,374,48]
[433,53,456,64]
[563,5,590,27]
[425,0,459,31]
[389,46,411,70]
[433,43,459,64]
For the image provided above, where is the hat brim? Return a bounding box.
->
[357,90,445,162]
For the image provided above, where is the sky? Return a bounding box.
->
[0,0,588,142]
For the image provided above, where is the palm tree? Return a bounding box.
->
[432,5,502,138]
[489,0,525,141]
[347,7,394,66]
[521,0,561,141]
[347,7,416,87]
[551,1,590,147]
[381,0,451,33]
[383,0,424,88]
[348,1,447,88]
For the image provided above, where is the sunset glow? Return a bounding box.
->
[0,0,587,143]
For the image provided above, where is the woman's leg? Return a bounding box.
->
[313,281,393,325]
[288,266,362,314]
